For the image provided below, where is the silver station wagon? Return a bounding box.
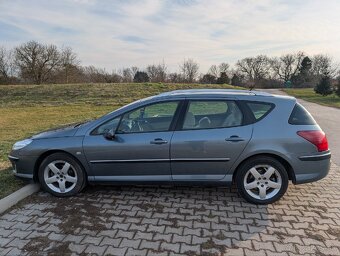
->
[9,89,331,204]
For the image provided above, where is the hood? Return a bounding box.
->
[31,122,85,139]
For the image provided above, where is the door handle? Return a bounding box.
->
[225,135,245,142]
[150,138,168,145]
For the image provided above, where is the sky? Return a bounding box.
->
[1,0,340,73]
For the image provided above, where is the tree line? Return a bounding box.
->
[0,41,339,96]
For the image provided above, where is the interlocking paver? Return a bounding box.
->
[68,242,87,254]
[105,246,127,256]
[85,244,107,255]
[0,163,339,255]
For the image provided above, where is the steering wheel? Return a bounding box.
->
[131,119,143,132]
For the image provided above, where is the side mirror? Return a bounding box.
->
[103,130,115,140]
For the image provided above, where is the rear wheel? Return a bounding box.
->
[235,156,288,204]
[38,153,86,197]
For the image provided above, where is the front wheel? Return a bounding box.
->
[235,156,289,204]
[38,153,86,197]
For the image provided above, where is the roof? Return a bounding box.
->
[157,89,273,98]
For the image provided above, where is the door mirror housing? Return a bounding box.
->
[103,130,115,140]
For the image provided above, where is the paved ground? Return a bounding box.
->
[0,162,340,256]
[1,90,340,256]
[262,89,340,166]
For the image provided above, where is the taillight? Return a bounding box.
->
[297,130,328,152]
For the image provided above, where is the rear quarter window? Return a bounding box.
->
[246,101,274,121]
[289,103,316,125]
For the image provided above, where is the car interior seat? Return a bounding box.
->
[222,104,242,127]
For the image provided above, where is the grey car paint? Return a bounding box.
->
[9,89,331,186]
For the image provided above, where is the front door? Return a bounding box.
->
[171,100,252,180]
[83,101,181,181]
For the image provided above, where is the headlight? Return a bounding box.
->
[12,139,33,150]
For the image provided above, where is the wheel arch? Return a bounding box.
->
[232,153,296,183]
[33,150,88,182]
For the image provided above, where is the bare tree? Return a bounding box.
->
[146,65,158,82]
[0,47,16,83]
[168,72,184,83]
[156,62,167,82]
[208,65,219,77]
[82,66,121,83]
[236,55,271,88]
[130,66,139,78]
[271,52,304,82]
[120,68,133,82]
[146,62,167,82]
[208,63,229,78]
[60,47,80,83]
[14,41,61,84]
[180,58,199,83]
[218,62,229,73]
[311,54,338,79]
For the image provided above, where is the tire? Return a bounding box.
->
[38,153,86,197]
[235,156,289,204]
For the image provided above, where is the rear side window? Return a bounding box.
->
[182,100,243,130]
[289,103,316,125]
[246,102,274,121]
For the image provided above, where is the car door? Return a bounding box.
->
[83,101,181,181]
[171,99,252,180]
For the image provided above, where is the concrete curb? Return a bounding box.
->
[0,183,40,214]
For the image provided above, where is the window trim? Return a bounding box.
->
[176,99,245,131]
[91,100,184,135]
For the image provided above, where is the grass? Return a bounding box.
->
[283,88,340,108]
[0,82,242,198]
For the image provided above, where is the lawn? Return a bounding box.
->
[283,88,340,108]
[0,82,242,199]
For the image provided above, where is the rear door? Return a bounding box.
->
[171,99,252,180]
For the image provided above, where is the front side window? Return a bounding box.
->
[117,101,179,133]
[182,100,243,130]
[92,116,121,135]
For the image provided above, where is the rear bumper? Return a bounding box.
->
[298,151,331,161]
[293,151,331,184]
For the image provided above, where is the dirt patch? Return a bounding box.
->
[271,230,295,240]
[215,231,227,240]
[23,236,52,255]
[23,236,72,256]
[326,227,340,237]
[41,196,109,233]
[134,202,164,213]
[306,230,326,242]
[47,242,72,256]
[201,239,226,254]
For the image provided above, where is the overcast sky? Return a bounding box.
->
[1,0,339,72]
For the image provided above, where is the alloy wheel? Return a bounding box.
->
[243,164,282,200]
[43,160,78,193]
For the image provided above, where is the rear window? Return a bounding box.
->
[289,103,316,125]
[246,102,274,121]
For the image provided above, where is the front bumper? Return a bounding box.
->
[294,151,331,184]
[8,154,35,180]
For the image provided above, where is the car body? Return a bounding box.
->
[9,89,331,204]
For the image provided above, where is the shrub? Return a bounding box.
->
[133,71,150,83]
[314,74,333,96]
[336,81,340,97]
[216,72,230,84]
